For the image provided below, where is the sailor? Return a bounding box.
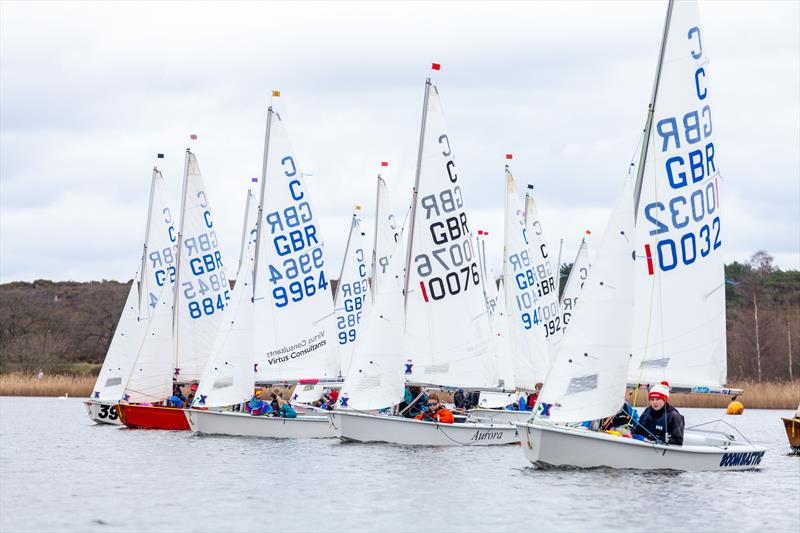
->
[453,389,467,410]
[186,384,198,406]
[526,383,543,411]
[416,394,454,424]
[632,381,684,445]
[400,386,428,418]
[246,390,273,416]
[275,394,297,418]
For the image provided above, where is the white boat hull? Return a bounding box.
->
[516,422,767,471]
[468,408,534,424]
[332,411,519,446]
[186,409,336,439]
[84,400,122,426]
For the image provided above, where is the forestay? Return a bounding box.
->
[253,110,338,382]
[628,0,726,388]
[334,214,371,376]
[93,169,176,402]
[503,169,550,389]
[403,81,498,389]
[536,179,635,423]
[173,152,230,384]
[524,191,563,352]
[560,238,591,333]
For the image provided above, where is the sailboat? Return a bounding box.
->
[332,74,519,446]
[469,166,551,423]
[185,104,339,439]
[515,0,766,470]
[560,236,591,333]
[117,149,231,430]
[85,164,176,425]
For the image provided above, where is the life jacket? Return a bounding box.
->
[416,406,455,424]
[279,404,298,419]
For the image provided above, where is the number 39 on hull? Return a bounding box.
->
[84,401,122,426]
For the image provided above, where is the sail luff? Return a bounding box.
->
[252,107,275,299]
[403,78,433,328]
[370,174,382,301]
[172,149,191,376]
[137,169,159,317]
[236,190,253,278]
[334,215,357,303]
[633,0,676,218]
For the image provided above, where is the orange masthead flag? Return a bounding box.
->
[272,90,281,97]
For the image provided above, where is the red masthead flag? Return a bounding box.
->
[189,134,198,140]
[381,161,388,167]
[505,154,513,160]
[431,62,441,71]
[585,229,592,235]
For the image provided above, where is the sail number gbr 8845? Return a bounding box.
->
[414,134,480,302]
[640,25,720,275]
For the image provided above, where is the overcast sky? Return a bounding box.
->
[1,0,798,283]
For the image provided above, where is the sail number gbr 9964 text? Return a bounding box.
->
[414,134,480,302]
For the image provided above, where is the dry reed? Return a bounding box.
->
[0,373,95,397]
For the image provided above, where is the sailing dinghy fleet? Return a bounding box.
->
[86,0,767,470]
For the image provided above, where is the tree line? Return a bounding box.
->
[1,252,797,382]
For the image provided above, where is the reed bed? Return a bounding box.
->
[0,373,95,397]
[1,374,798,409]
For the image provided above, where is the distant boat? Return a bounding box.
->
[515,0,767,470]
[784,403,800,453]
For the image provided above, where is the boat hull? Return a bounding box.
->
[84,401,122,426]
[186,409,336,439]
[783,417,800,452]
[332,411,519,446]
[468,408,534,424]
[516,422,767,471]
[117,404,190,430]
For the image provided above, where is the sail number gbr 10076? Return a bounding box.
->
[413,164,480,301]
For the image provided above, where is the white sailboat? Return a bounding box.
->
[516,0,766,470]
[560,237,591,333]
[85,165,176,425]
[333,75,519,446]
[186,104,338,439]
[117,149,230,430]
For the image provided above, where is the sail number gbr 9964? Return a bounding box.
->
[265,156,328,308]
[414,134,480,302]
[640,25,721,275]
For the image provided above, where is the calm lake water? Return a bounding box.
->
[0,397,798,532]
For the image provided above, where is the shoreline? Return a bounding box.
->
[1,373,797,409]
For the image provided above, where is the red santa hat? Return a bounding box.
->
[648,381,670,402]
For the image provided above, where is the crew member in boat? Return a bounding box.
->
[246,389,273,416]
[526,383,543,410]
[453,389,467,410]
[186,384,198,406]
[273,392,297,418]
[632,381,685,445]
[168,382,186,408]
[399,386,428,418]
[600,401,639,436]
[416,394,454,424]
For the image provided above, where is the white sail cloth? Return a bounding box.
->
[560,238,591,333]
[403,82,499,389]
[334,215,371,376]
[628,0,726,388]
[503,170,550,388]
[253,111,338,382]
[371,175,401,298]
[109,169,177,404]
[536,179,635,423]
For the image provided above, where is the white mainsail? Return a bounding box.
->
[628,0,726,388]
[402,80,499,389]
[560,237,591,333]
[235,189,258,280]
[503,169,550,389]
[173,151,231,384]
[536,179,635,423]
[252,109,338,382]
[371,175,401,299]
[93,168,176,402]
[334,213,371,376]
[524,190,563,351]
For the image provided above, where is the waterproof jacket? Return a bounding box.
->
[279,403,298,419]
[633,403,684,445]
[403,388,428,417]
[416,406,455,424]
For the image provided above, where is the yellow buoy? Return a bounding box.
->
[726,400,744,415]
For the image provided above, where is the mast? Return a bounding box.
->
[334,214,357,303]
[236,189,253,277]
[137,168,159,318]
[253,107,275,299]
[402,78,432,325]
[370,174,382,302]
[633,0,675,219]
[172,148,191,377]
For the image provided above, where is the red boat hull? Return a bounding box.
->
[117,404,190,430]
